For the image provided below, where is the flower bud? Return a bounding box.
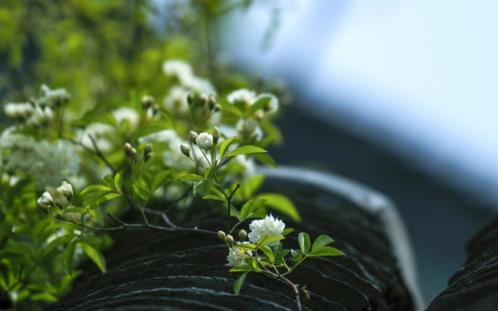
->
[57,181,73,200]
[200,94,209,106]
[141,95,155,109]
[37,191,54,209]
[189,131,198,144]
[238,229,248,240]
[212,127,220,145]
[144,144,153,162]
[124,142,137,157]
[208,95,217,110]
[217,230,226,241]
[226,234,234,246]
[196,132,213,149]
[186,92,194,106]
[254,109,264,120]
[180,144,190,157]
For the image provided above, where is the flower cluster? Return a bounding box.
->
[3,84,69,127]
[248,214,286,244]
[224,215,285,267]
[163,59,215,94]
[0,128,81,186]
[37,180,74,209]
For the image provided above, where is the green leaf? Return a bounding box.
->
[250,257,261,272]
[226,145,267,158]
[152,170,171,191]
[219,137,237,158]
[254,153,277,167]
[113,171,123,193]
[44,234,73,256]
[239,198,266,221]
[64,242,76,273]
[309,246,344,257]
[80,184,111,196]
[256,193,300,222]
[177,173,203,182]
[203,194,225,202]
[31,292,58,302]
[133,181,150,202]
[234,243,257,250]
[239,174,265,199]
[312,235,335,252]
[298,232,311,255]
[291,249,303,260]
[234,272,248,295]
[87,192,122,207]
[80,242,106,273]
[283,228,294,236]
[249,95,272,114]
[260,245,275,263]
[258,235,284,247]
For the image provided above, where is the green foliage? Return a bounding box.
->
[233,272,248,295]
[0,1,342,310]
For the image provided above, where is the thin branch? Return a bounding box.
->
[263,269,302,311]
[65,135,117,174]
[142,208,216,236]
[225,183,240,232]
[165,185,193,213]
[88,134,117,174]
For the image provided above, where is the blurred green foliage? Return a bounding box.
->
[0,0,264,110]
[0,0,288,309]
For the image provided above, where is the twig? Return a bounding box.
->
[225,184,240,232]
[165,185,193,213]
[142,208,216,235]
[88,134,117,174]
[263,269,302,311]
[64,135,117,174]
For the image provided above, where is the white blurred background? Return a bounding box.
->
[225,0,498,203]
[222,0,498,305]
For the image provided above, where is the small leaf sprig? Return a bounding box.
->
[219,215,343,310]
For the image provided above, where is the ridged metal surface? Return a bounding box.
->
[53,169,415,311]
[427,216,498,311]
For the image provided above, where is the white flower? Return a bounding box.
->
[248,215,285,245]
[26,106,54,126]
[57,181,73,199]
[39,84,70,106]
[112,107,140,129]
[4,102,35,120]
[226,242,253,267]
[163,59,193,81]
[227,89,257,105]
[138,129,178,144]
[236,119,263,140]
[32,141,81,186]
[37,191,53,209]
[181,75,215,94]
[4,102,34,119]
[163,86,190,114]
[1,130,81,186]
[263,94,279,114]
[219,125,237,138]
[79,123,114,151]
[196,132,213,149]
